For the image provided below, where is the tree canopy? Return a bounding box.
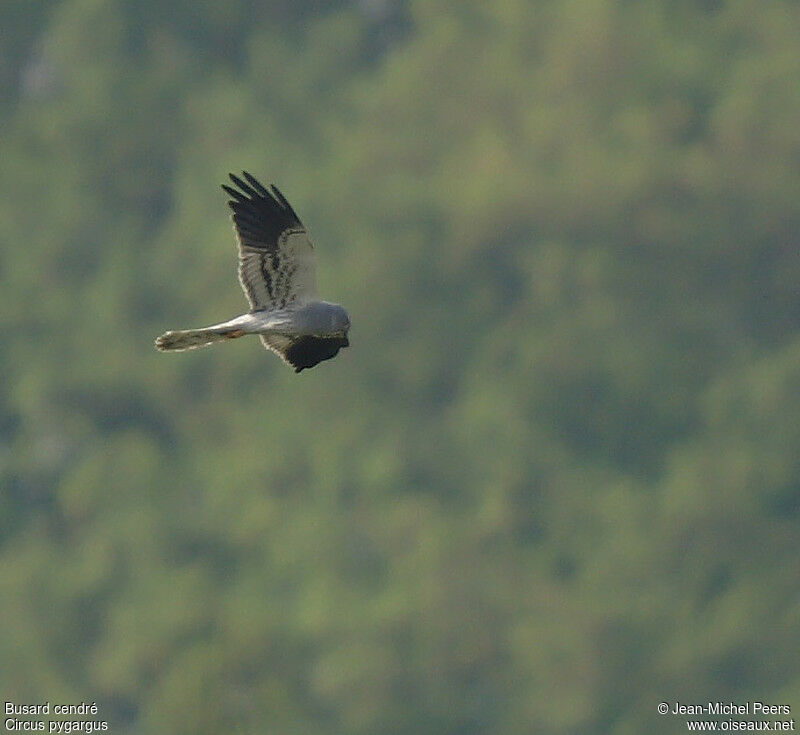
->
[1,1,798,732]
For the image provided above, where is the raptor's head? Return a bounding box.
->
[329,304,351,345]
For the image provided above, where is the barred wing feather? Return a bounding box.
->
[223,172,317,309]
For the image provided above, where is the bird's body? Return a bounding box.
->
[155,172,350,372]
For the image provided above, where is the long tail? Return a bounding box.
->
[155,326,247,351]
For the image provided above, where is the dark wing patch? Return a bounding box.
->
[224,171,316,310]
[283,335,349,373]
[223,172,303,247]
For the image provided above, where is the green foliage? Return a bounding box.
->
[1,0,798,732]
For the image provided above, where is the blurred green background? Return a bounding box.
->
[1,0,799,732]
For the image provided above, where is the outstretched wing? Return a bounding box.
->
[260,334,349,373]
[222,172,317,310]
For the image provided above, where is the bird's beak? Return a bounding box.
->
[342,335,350,348]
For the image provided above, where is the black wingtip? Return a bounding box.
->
[221,170,303,233]
[270,183,301,221]
[242,171,270,197]
[228,172,257,198]
[221,183,248,203]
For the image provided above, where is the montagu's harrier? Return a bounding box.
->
[155,172,350,372]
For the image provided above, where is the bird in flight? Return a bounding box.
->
[155,172,350,372]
